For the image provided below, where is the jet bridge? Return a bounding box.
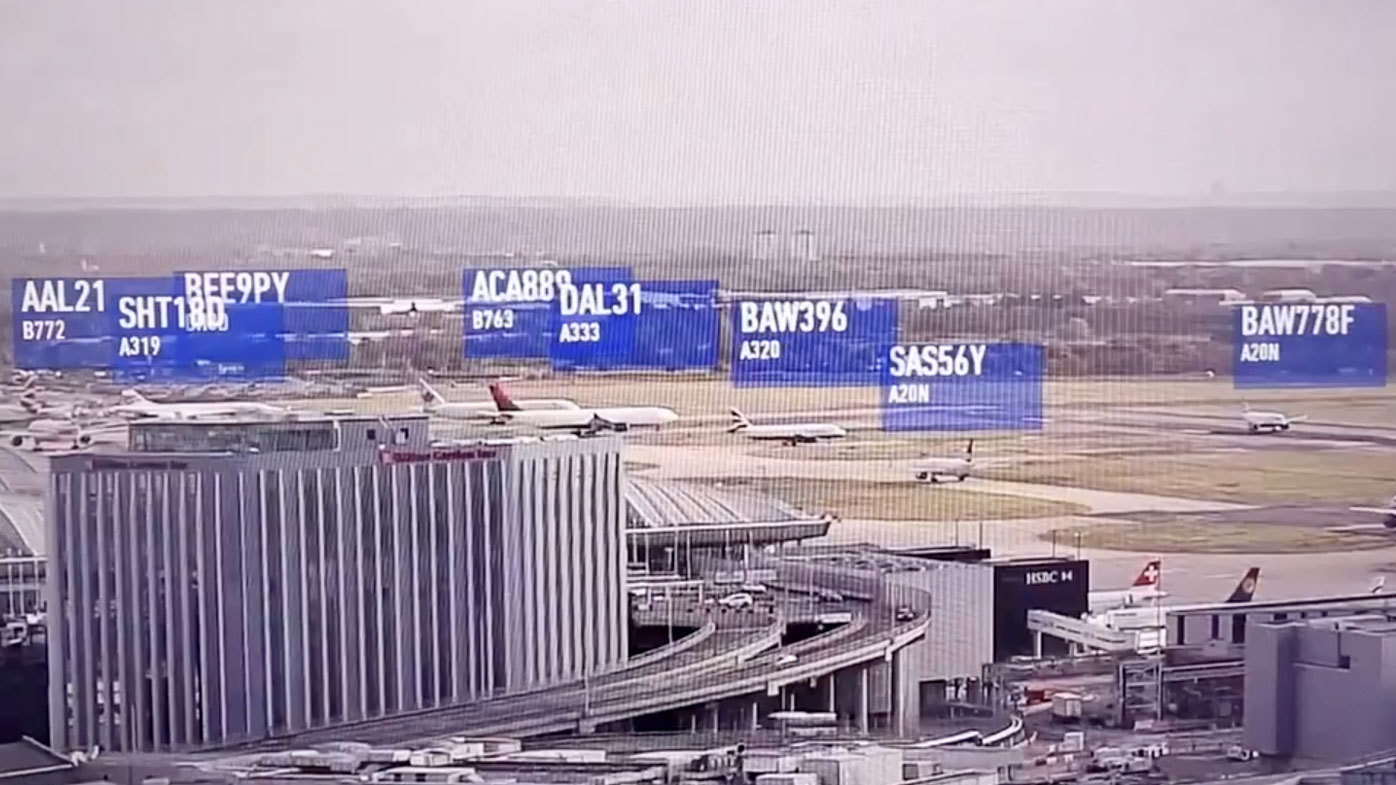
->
[1027,609,1138,655]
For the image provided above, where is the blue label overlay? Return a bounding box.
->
[880,342,1045,431]
[175,269,349,361]
[462,266,630,359]
[1233,303,1388,388]
[730,296,899,387]
[550,279,720,371]
[12,274,291,380]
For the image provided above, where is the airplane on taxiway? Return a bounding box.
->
[106,389,298,421]
[1241,402,1307,434]
[417,378,579,421]
[912,440,974,483]
[725,409,848,446]
[484,384,677,435]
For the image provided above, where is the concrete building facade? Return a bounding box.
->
[1244,615,1396,762]
[44,417,629,753]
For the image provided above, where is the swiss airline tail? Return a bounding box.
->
[488,383,520,412]
[1132,559,1162,588]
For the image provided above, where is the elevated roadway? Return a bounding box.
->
[216,587,929,751]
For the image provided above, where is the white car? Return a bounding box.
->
[718,592,755,609]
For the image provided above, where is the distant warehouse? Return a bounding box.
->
[44,417,628,753]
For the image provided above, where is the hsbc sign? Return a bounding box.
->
[1025,569,1075,586]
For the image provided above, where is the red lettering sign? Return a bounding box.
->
[379,447,500,465]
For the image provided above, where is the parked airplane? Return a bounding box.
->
[1089,567,1261,632]
[1087,560,1166,613]
[107,390,296,421]
[3,408,121,452]
[912,440,974,482]
[1242,402,1307,433]
[417,379,577,420]
[725,409,848,445]
[486,385,677,434]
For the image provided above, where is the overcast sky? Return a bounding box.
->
[1,1,1392,203]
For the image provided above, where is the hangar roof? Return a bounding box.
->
[3,459,817,556]
[625,475,811,529]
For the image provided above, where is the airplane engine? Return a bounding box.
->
[1384,515,1396,530]
[77,435,92,445]
[9,435,23,447]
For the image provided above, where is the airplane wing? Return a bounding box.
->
[579,414,624,436]
[1351,506,1396,516]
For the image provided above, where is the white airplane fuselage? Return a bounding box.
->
[1087,587,1168,613]
[111,401,288,421]
[428,399,580,421]
[7,418,92,450]
[738,423,848,443]
[498,406,678,431]
[914,458,972,482]
[1244,411,1291,432]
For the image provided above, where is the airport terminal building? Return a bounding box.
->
[44,417,629,753]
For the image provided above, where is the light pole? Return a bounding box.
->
[583,671,592,717]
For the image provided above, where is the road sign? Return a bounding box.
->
[880,342,1045,431]
[730,296,898,387]
[1232,302,1387,388]
[462,266,630,359]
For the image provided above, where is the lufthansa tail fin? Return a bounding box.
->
[488,382,521,412]
[1226,567,1261,603]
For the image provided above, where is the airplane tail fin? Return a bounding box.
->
[1373,575,1387,595]
[1226,567,1261,603]
[120,389,150,404]
[417,377,445,406]
[488,382,521,412]
[726,408,751,433]
[1132,559,1162,588]
[965,439,975,458]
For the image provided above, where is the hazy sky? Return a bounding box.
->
[1,0,1392,203]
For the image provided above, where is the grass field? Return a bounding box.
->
[1044,521,1393,554]
[688,475,1089,521]
[1146,398,1396,428]
[988,448,1396,505]
[305,378,1396,432]
[481,376,1396,416]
